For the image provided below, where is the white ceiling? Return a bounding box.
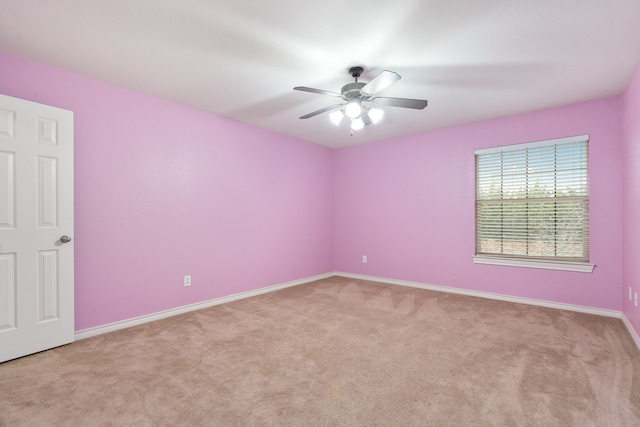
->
[1,0,639,149]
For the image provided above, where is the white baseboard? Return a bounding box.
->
[74,272,336,341]
[622,314,640,351]
[335,272,622,318]
[75,270,640,353]
[336,272,640,352]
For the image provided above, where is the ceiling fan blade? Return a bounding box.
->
[361,70,401,95]
[294,86,342,97]
[299,104,344,119]
[371,97,428,110]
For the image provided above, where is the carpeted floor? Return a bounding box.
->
[1,276,640,426]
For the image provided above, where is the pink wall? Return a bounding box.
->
[1,49,633,334]
[622,60,640,335]
[0,52,335,330]
[335,97,624,310]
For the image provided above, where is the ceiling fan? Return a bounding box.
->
[294,66,428,132]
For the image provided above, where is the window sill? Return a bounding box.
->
[472,256,595,273]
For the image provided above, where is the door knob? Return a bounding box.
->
[60,235,72,244]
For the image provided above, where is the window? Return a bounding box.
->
[473,135,593,272]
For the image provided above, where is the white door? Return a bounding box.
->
[0,93,74,363]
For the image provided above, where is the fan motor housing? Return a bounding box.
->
[341,82,367,100]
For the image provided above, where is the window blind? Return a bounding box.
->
[475,136,589,262]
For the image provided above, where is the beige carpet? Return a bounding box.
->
[1,276,640,426]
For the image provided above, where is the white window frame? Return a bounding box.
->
[473,135,595,273]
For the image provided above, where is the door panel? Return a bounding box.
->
[38,250,59,322]
[0,93,74,363]
[38,156,58,227]
[0,151,15,228]
[0,253,16,331]
[0,109,15,137]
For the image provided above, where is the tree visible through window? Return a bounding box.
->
[475,135,589,262]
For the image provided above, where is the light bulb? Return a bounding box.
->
[368,108,384,124]
[351,117,364,131]
[329,110,344,126]
[344,101,362,119]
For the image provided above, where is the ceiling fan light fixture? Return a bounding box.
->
[344,100,362,119]
[351,117,365,131]
[329,110,344,126]
[368,108,384,124]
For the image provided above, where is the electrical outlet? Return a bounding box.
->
[635,292,638,308]
[184,275,191,287]
[630,287,633,301]
[362,255,367,263]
